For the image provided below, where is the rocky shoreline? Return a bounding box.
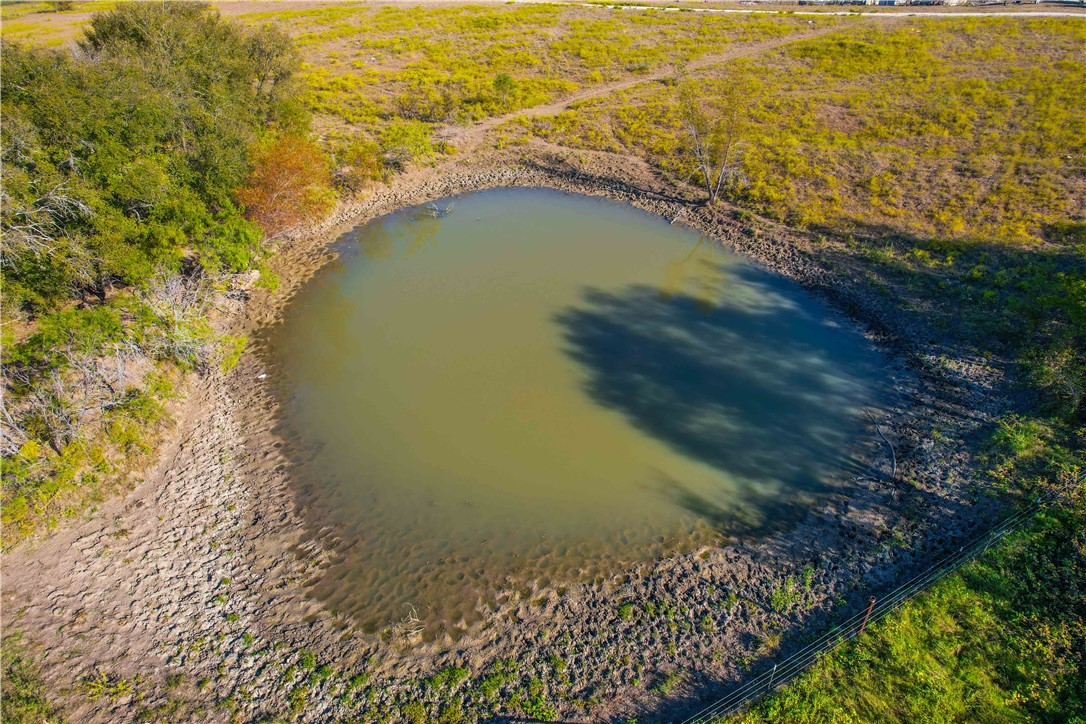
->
[2,144,1014,722]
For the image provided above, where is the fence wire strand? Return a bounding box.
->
[681,476,1082,724]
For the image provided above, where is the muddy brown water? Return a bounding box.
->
[267,188,889,635]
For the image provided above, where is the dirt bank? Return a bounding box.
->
[2,143,1014,722]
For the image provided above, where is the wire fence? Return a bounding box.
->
[681,473,1084,724]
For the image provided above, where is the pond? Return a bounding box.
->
[269,188,888,635]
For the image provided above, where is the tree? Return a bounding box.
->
[493,72,518,107]
[1,2,308,315]
[245,23,306,130]
[237,136,336,238]
[677,74,752,205]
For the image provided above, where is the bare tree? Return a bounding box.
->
[0,404,31,458]
[0,270,222,462]
[135,272,218,370]
[3,347,134,454]
[677,74,750,206]
[1,181,93,260]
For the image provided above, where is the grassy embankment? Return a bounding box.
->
[726,456,1085,722]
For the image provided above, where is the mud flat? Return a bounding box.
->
[1,143,1014,722]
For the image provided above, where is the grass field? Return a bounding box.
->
[10,4,1081,247]
[728,462,1085,723]
[502,16,1086,244]
[237,3,835,156]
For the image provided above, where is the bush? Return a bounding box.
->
[199,212,263,274]
[335,138,387,190]
[380,120,434,168]
[238,136,337,238]
[1,636,60,723]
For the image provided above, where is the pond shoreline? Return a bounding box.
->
[2,143,1014,722]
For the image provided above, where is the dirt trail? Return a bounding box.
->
[449,24,848,149]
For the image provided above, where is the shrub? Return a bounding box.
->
[199,213,263,274]
[990,416,1052,461]
[380,120,434,168]
[336,138,386,190]
[1,636,60,723]
[238,136,337,238]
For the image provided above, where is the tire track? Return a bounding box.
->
[449,24,850,149]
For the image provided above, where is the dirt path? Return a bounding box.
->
[449,25,846,150]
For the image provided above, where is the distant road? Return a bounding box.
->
[512,0,1086,17]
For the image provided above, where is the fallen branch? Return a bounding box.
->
[401,603,425,636]
[876,421,898,482]
[867,411,898,482]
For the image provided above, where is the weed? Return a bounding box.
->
[401,701,427,723]
[80,671,134,701]
[288,683,309,714]
[653,671,682,696]
[1,636,60,722]
[428,666,468,690]
[771,577,800,612]
[802,566,815,592]
[298,650,317,670]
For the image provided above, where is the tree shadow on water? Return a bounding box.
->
[554,268,890,538]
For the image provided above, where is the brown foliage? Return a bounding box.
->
[237,136,335,237]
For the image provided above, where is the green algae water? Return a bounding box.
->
[270,188,887,633]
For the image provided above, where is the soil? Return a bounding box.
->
[1,137,1018,723]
